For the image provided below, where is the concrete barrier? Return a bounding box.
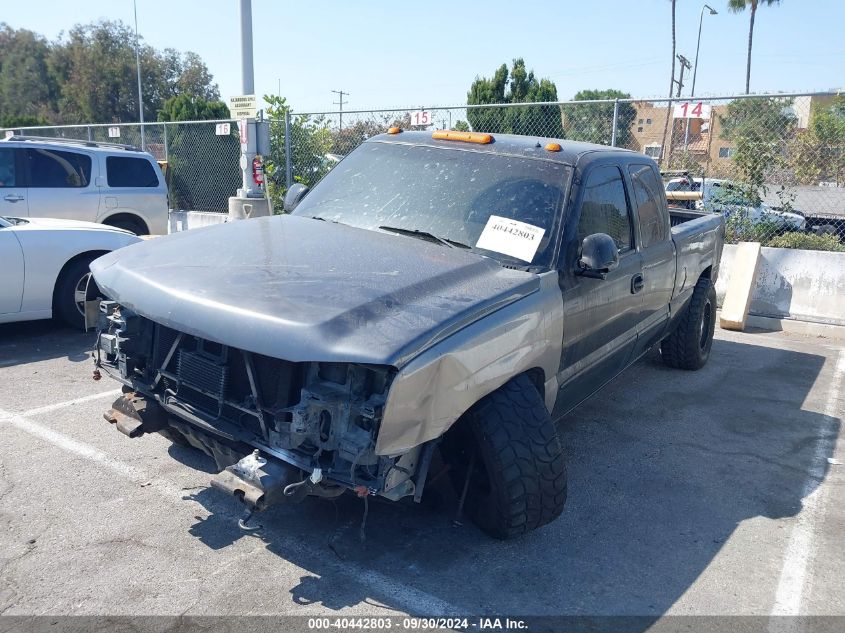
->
[168,210,230,233]
[715,244,845,327]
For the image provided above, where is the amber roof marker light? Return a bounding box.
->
[545,142,562,152]
[431,130,493,144]
[387,127,402,134]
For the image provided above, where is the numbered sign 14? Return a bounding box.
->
[410,110,432,127]
[673,102,711,119]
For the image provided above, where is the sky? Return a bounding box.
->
[3,0,844,115]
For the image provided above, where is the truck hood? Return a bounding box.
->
[90,215,539,368]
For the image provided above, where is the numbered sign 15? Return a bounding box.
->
[410,110,432,127]
[673,102,712,119]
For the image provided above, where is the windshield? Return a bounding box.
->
[292,142,571,268]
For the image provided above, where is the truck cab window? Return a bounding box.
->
[629,164,667,248]
[577,165,632,252]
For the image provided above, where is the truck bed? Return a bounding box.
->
[669,206,725,309]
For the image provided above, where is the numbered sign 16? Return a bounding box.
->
[673,102,712,119]
[410,110,432,127]
[215,122,231,136]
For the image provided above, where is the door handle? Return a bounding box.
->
[631,273,645,294]
[3,194,24,202]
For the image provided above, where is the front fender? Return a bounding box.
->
[376,271,564,456]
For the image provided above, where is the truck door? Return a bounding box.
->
[628,163,675,357]
[24,147,98,222]
[555,164,643,415]
[0,146,28,217]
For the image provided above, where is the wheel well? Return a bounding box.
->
[699,265,713,281]
[102,213,148,234]
[52,250,108,310]
[442,368,547,446]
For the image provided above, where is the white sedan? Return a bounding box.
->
[0,215,140,328]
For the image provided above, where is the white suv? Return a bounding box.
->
[0,136,168,235]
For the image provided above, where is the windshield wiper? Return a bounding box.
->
[378,225,470,249]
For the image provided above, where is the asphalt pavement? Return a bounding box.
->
[0,319,843,628]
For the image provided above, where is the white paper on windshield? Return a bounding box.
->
[475,215,545,263]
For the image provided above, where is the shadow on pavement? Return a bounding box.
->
[0,320,94,366]
[175,336,837,621]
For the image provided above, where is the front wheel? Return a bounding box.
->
[441,374,567,539]
[54,255,101,329]
[661,276,716,370]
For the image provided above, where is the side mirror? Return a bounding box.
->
[577,233,619,279]
[283,183,309,213]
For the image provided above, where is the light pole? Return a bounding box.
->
[133,0,145,150]
[684,3,718,151]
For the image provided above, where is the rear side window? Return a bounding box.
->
[0,148,17,188]
[629,164,668,248]
[577,165,632,252]
[107,156,159,187]
[27,148,91,188]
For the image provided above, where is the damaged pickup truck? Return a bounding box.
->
[89,130,724,539]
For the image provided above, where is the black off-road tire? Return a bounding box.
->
[54,255,100,329]
[661,276,717,370]
[441,374,567,539]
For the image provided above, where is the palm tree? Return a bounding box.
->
[659,0,677,166]
[728,0,782,94]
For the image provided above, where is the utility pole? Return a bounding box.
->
[667,54,693,162]
[684,3,718,151]
[332,90,348,130]
[228,0,270,219]
[674,54,692,98]
[133,0,145,150]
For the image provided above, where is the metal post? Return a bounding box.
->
[238,0,257,198]
[162,122,169,162]
[610,99,619,147]
[284,110,293,189]
[684,4,718,151]
[133,0,145,150]
[87,126,92,142]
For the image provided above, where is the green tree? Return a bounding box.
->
[452,120,470,132]
[562,89,637,147]
[728,0,781,94]
[263,95,333,212]
[0,24,59,121]
[29,20,220,124]
[719,97,796,203]
[466,59,562,138]
[789,96,845,186]
[157,94,229,122]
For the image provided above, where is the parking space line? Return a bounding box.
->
[0,403,459,616]
[770,349,845,617]
[15,388,122,418]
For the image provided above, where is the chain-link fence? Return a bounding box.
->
[282,92,845,252]
[1,120,241,213]
[4,91,845,251]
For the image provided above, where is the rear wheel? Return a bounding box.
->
[440,374,567,539]
[661,276,716,370]
[54,255,101,329]
[104,216,147,235]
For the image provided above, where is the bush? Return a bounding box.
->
[766,232,845,252]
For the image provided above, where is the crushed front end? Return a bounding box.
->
[93,301,432,514]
